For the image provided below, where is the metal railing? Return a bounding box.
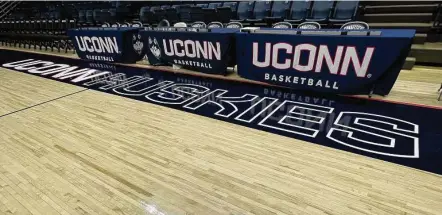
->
[434,4,442,28]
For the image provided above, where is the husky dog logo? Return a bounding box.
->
[148,37,161,60]
[132,34,144,55]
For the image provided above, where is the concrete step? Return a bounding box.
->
[403,57,416,70]
[364,4,438,14]
[410,43,442,64]
[367,22,433,33]
[363,1,437,6]
[413,33,427,44]
[362,13,434,23]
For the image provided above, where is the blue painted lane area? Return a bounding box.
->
[1,49,441,175]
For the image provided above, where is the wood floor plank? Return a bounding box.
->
[0,87,440,215]
[0,47,441,214]
[0,68,84,116]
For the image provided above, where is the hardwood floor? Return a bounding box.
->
[0,47,441,215]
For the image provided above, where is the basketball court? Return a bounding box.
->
[0,47,441,215]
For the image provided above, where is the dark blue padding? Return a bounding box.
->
[247,0,272,23]
[306,0,334,23]
[284,0,310,23]
[329,1,359,23]
[231,1,255,22]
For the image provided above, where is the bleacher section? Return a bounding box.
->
[1,1,442,68]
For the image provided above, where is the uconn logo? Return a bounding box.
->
[75,36,120,54]
[253,43,375,78]
[162,39,221,60]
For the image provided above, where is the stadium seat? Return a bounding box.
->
[132,21,143,28]
[202,6,219,24]
[306,0,334,23]
[140,7,154,25]
[120,22,130,27]
[190,6,204,22]
[86,10,94,25]
[171,5,181,13]
[78,10,86,24]
[161,5,171,10]
[165,8,179,24]
[219,2,238,20]
[93,9,102,25]
[341,21,369,30]
[208,2,223,9]
[201,2,223,24]
[178,5,192,23]
[284,1,310,23]
[115,6,130,23]
[329,1,359,23]
[246,0,272,24]
[226,21,243,28]
[272,21,292,28]
[173,22,187,28]
[196,3,209,8]
[216,7,232,23]
[109,8,116,22]
[297,21,321,29]
[153,8,167,24]
[231,1,255,22]
[207,21,223,28]
[190,21,206,28]
[150,6,160,12]
[158,19,170,27]
[265,1,291,23]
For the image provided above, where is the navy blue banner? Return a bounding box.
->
[141,29,237,75]
[235,29,415,96]
[68,27,145,64]
[1,49,441,175]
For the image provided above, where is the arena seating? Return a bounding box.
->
[1,0,442,63]
[284,1,310,23]
[306,0,334,23]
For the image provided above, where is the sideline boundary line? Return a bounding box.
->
[0,89,89,119]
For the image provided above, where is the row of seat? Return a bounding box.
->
[66,1,360,28]
[138,1,360,26]
[0,19,76,35]
[0,19,76,53]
